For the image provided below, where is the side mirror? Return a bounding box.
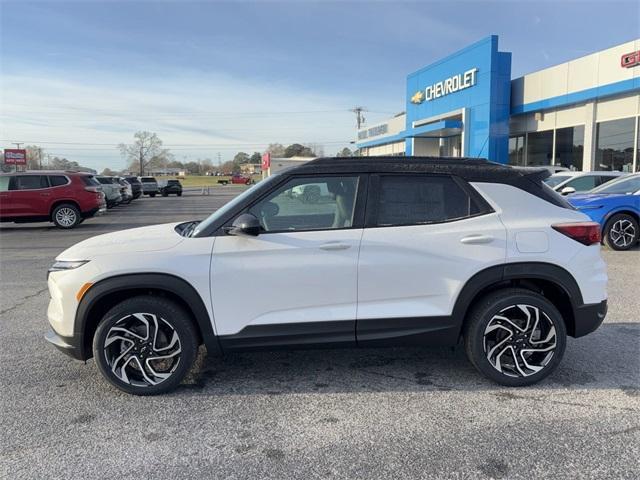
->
[560,186,576,195]
[225,213,261,237]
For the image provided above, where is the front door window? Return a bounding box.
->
[248,176,359,232]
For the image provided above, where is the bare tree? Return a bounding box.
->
[266,143,285,157]
[118,131,171,175]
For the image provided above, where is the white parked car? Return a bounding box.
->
[46,157,608,395]
[545,171,626,195]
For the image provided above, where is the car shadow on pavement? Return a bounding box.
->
[178,322,640,396]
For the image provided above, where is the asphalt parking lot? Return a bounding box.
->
[0,189,638,479]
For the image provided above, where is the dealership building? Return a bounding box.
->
[356,36,640,172]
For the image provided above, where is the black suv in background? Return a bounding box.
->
[159,179,183,197]
[124,176,142,199]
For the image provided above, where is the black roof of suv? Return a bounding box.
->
[291,156,522,183]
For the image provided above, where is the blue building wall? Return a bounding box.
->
[404,36,512,163]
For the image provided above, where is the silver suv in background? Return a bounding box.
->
[139,176,159,197]
[95,176,123,208]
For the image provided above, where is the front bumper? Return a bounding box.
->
[45,328,84,360]
[573,299,608,338]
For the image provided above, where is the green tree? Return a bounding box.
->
[250,152,262,164]
[336,147,353,157]
[233,152,251,165]
[284,143,314,157]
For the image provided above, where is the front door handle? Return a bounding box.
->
[319,242,351,251]
[40,193,51,196]
[460,234,494,245]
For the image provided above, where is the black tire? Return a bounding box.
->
[463,288,566,387]
[162,192,168,197]
[177,192,182,197]
[51,203,81,229]
[603,213,639,251]
[150,193,156,198]
[93,296,199,395]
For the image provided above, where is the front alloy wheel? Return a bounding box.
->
[464,289,566,386]
[104,313,182,387]
[93,296,198,395]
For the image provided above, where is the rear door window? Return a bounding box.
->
[374,175,487,227]
[0,176,10,192]
[49,175,69,187]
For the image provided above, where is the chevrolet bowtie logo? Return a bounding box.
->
[411,90,425,104]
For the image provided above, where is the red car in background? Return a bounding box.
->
[0,171,106,228]
[231,174,252,185]
[216,174,255,185]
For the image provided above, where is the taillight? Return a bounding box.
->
[552,222,601,246]
[84,186,100,193]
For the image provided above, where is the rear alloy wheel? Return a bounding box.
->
[604,214,639,251]
[464,289,566,386]
[52,203,81,229]
[93,296,198,395]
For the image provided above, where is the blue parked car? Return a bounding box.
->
[569,173,640,250]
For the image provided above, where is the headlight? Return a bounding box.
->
[48,260,90,276]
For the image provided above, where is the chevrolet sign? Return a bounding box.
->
[411,68,478,104]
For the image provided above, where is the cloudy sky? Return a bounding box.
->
[1,0,637,171]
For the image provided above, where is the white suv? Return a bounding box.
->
[45,157,608,395]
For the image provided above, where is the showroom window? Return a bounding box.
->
[555,126,584,170]
[508,135,525,166]
[595,117,635,171]
[526,130,554,166]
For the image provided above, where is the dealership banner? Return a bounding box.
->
[4,149,27,165]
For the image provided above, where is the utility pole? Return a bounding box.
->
[12,143,23,172]
[139,146,144,176]
[350,106,367,130]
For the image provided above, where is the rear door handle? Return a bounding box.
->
[319,242,351,251]
[460,234,494,245]
[40,193,51,196]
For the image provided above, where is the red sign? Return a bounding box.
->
[4,149,27,165]
[621,50,640,68]
[261,152,271,170]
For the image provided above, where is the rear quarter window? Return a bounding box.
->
[81,176,101,187]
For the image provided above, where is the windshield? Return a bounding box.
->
[590,175,639,195]
[193,175,279,236]
[544,175,571,188]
